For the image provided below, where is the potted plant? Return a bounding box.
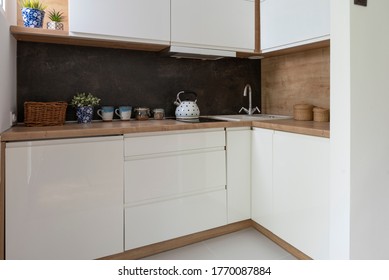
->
[47,9,64,30]
[20,0,47,28]
[71,93,101,123]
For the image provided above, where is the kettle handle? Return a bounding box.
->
[176,91,198,103]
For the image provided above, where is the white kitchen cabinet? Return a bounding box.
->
[171,0,255,53]
[5,136,124,260]
[251,128,329,259]
[260,0,330,53]
[123,129,227,250]
[69,0,170,45]
[251,128,274,230]
[272,131,329,259]
[226,127,251,223]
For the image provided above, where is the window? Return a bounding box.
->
[0,0,4,12]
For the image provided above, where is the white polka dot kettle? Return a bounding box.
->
[174,91,200,120]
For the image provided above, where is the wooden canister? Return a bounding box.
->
[313,107,330,122]
[293,104,313,121]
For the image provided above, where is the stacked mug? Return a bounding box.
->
[115,106,132,120]
[97,106,132,121]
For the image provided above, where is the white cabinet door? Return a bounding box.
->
[5,136,124,260]
[272,131,329,259]
[69,0,170,44]
[260,0,330,52]
[251,128,274,230]
[171,0,255,52]
[226,128,251,223]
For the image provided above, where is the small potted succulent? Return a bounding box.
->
[71,93,101,123]
[47,9,64,30]
[20,0,47,28]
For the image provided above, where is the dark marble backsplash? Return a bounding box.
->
[17,42,260,122]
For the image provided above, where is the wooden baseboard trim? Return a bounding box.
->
[251,221,312,260]
[102,219,311,260]
[101,219,252,260]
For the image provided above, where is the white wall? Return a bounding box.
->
[329,0,351,260]
[349,1,389,259]
[331,0,389,259]
[0,0,16,133]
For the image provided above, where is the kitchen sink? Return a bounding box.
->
[204,114,293,122]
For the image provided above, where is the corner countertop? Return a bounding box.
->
[0,118,329,142]
[252,119,330,138]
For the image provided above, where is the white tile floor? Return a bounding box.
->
[142,228,297,260]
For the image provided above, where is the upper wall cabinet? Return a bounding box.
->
[171,0,255,53]
[68,0,170,45]
[260,0,330,53]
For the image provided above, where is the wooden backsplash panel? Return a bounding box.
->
[261,47,330,116]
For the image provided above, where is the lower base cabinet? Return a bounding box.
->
[5,136,124,260]
[3,126,330,259]
[124,129,227,250]
[252,128,330,259]
[226,127,251,223]
[272,130,329,259]
[251,128,274,231]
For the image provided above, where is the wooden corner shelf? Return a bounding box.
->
[10,26,170,52]
[260,39,330,59]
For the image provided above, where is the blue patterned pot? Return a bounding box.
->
[76,106,94,123]
[22,8,45,28]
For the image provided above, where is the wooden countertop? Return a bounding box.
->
[0,118,329,142]
[252,119,330,138]
[0,119,250,142]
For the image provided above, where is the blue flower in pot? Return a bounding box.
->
[71,93,101,124]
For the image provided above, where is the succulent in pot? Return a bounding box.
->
[20,0,47,28]
[47,9,64,30]
[71,93,101,124]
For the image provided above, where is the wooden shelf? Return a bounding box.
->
[260,39,330,59]
[10,26,328,59]
[236,51,263,59]
[10,26,170,52]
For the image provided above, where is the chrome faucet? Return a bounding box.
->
[239,84,260,115]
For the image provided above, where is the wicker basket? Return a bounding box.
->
[24,101,68,126]
[313,107,330,122]
[293,104,313,121]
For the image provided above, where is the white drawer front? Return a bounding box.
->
[125,149,226,204]
[124,129,225,157]
[124,189,227,250]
